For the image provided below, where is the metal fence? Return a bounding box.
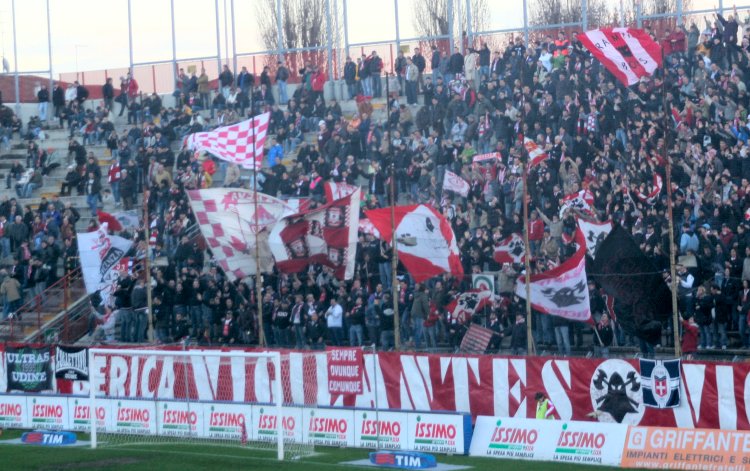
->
[8,0,750,105]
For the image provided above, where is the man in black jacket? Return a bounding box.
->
[102,78,115,113]
[37,85,49,121]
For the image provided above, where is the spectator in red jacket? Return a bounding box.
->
[682,316,699,358]
[528,210,545,255]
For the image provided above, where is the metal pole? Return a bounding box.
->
[11,0,19,116]
[46,0,53,124]
[326,0,333,86]
[252,113,265,347]
[143,190,154,343]
[127,0,134,73]
[223,0,229,65]
[457,0,463,54]
[342,0,350,58]
[581,0,588,32]
[448,0,454,54]
[677,0,684,26]
[619,0,625,27]
[719,0,724,18]
[394,0,401,55]
[215,0,222,76]
[662,51,681,357]
[636,0,642,28]
[276,0,284,60]
[386,73,400,351]
[170,0,178,95]
[465,0,472,48]
[520,97,535,355]
[522,0,529,45]
[231,0,237,75]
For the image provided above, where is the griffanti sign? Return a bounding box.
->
[355,411,406,450]
[303,408,354,447]
[203,403,251,440]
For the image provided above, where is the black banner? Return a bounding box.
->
[590,225,672,345]
[54,346,89,381]
[6,346,53,392]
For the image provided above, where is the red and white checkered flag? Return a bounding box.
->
[186,112,270,169]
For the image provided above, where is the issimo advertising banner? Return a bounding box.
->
[28,396,69,430]
[203,403,251,441]
[621,426,750,470]
[303,408,354,447]
[25,349,750,431]
[470,417,627,466]
[67,397,108,432]
[251,406,303,444]
[157,401,203,438]
[406,412,471,455]
[0,394,28,428]
[354,410,407,450]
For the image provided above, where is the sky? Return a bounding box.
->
[0,0,742,77]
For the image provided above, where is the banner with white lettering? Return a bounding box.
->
[55,346,89,381]
[7,349,749,432]
[327,347,364,395]
[5,346,53,392]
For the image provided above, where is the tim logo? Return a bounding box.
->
[369,451,437,469]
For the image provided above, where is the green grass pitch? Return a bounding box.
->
[0,430,630,470]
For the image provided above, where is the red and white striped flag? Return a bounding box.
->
[442,170,470,197]
[523,138,548,168]
[186,112,270,169]
[324,181,359,203]
[577,28,662,86]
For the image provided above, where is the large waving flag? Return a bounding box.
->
[442,170,470,197]
[577,28,662,86]
[515,240,592,323]
[186,112,270,169]
[632,173,663,206]
[493,233,526,265]
[446,290,497,322]
[365,204,464,283]
[270,189,360,280]
[77,223,133,306]
[324,181,359,203]
[187,188,292,280]
[559,189,595,217]
[524,138,548,168]
[576,218,613,259]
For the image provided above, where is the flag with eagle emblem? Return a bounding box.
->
[515,242,592,323]
[493,233,526,264]
[365,204,464,282]
[576,219,613,259]
[187,188,292,280]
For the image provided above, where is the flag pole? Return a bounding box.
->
[661,49,681,357]
[385,72,401,351]
[143,189,154,343]
[520,95,535,355]
[252,110,266,348]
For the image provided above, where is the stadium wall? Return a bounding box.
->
[1,346,749,431]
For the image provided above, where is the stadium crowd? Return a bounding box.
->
[8,8,750,357]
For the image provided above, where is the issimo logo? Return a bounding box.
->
[555,424,605,457]
[257,408,295,439]
[208,406,245,433]
[0,402,22,420]
[72,401,105,424]
[360,414,401,438]
[116,402,150,430]
[413,416,457,446]
[162,404,198,432]
[31,399,63,425]
[489,419,537,452]
[308,411,348,440]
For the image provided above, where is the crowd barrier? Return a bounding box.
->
[470,416,750,470]
[0,393,471,455]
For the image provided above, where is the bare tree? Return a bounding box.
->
[256,0,342,74]
[413,0,490,39]
[529,0,613,29]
